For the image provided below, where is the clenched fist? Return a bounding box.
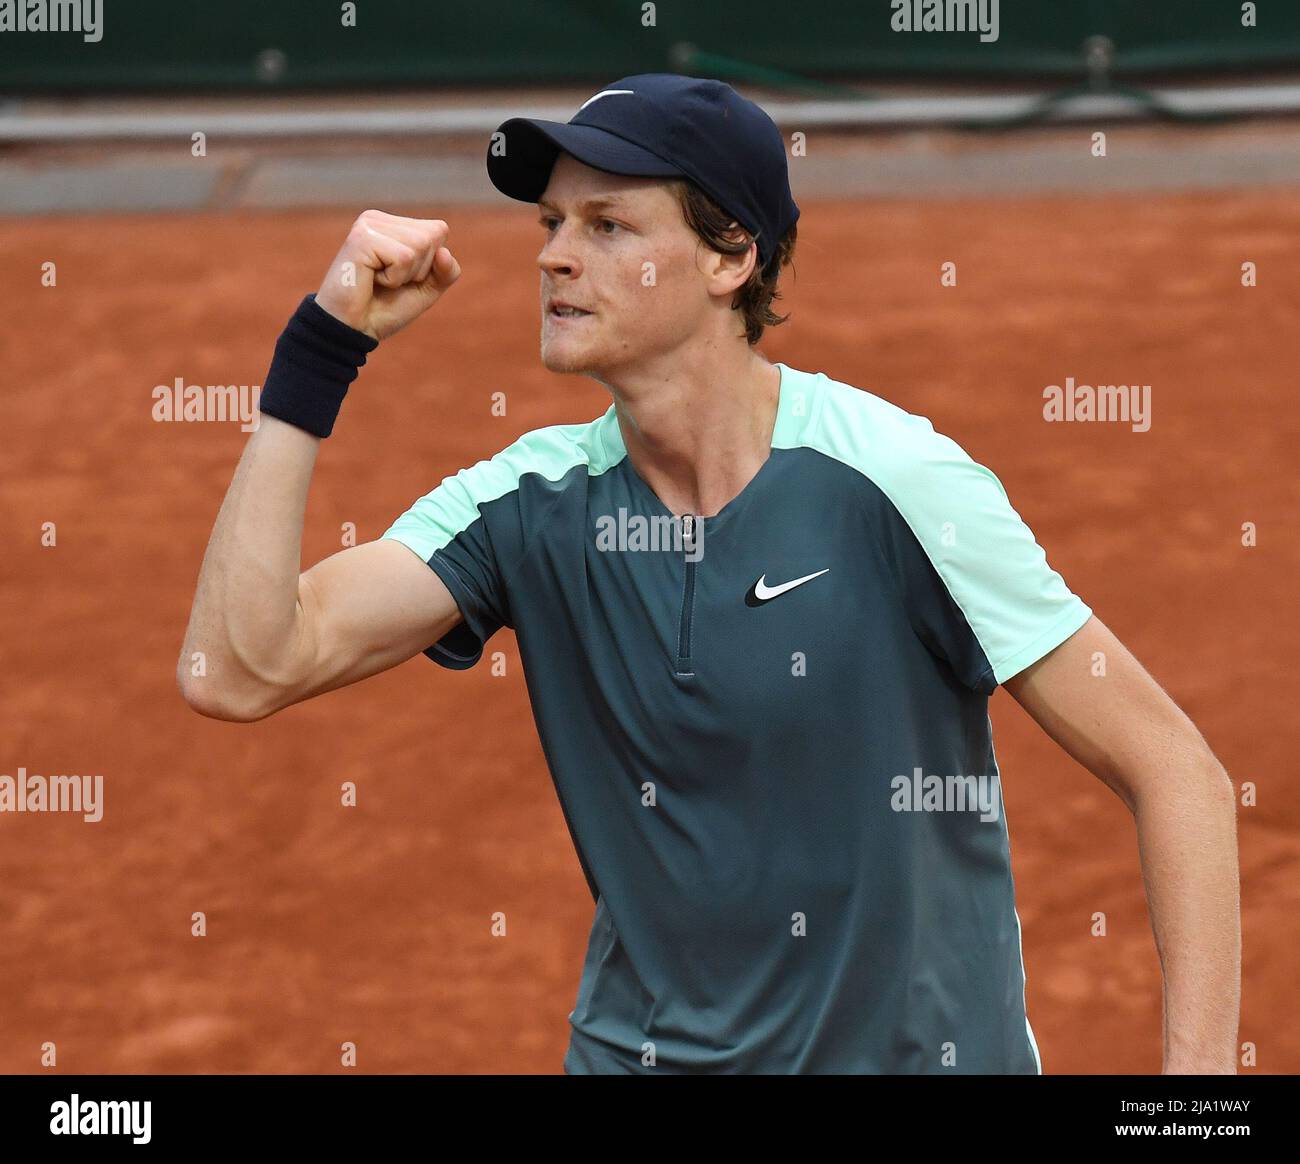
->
[315,210,462,341]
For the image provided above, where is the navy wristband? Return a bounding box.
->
[257,294,380,438]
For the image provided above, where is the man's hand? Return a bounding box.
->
[315,209,462,341]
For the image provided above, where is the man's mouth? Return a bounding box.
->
[549,304,593,320]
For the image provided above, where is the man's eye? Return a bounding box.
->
[537,216,621,233]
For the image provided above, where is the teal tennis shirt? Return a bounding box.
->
[381,363,1092,1074]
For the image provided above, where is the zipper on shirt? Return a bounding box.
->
[675,513,698,677]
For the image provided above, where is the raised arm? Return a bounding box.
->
[177,211,464,722]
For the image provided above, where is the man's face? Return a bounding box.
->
[536,152,719,380]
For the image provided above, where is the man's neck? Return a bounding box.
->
[603,345,782,519]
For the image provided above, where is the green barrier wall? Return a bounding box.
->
[1,1,1297,91]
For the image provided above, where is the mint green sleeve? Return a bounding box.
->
[869,412,1093,688]
[379,454,527,670]
[378,421,607,670]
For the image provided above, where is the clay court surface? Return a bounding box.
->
[0,185,1295,1073]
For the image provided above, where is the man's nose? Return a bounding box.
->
[538,223,582,278]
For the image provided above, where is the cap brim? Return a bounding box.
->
[487,118,685,203]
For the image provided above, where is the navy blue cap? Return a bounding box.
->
[487,73,799,279]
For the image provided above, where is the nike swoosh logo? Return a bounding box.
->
[578,89,635,112]
[745,569,830,607]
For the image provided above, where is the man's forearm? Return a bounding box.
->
[177,415,321,716]
[1132,753,1241,1073]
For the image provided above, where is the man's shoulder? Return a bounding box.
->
[786,365,987,489]
[449,407,623,500]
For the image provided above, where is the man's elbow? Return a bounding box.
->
[1202,749,1236,803]
[1125,728,1235,813]
[175,664,281,723]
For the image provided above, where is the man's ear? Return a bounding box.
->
[698,236,757,299]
